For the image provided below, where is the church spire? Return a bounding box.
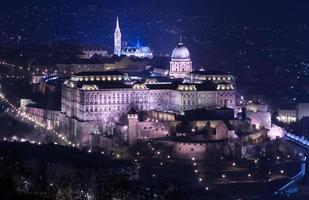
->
[116,16,120,29]
[114,16,121,56]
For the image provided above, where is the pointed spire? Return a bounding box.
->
[137,37,140,48]
[114,16,121,56]
[179,35,183,45]
[116,16,120,29]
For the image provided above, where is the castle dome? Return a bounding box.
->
[171,42,190,59]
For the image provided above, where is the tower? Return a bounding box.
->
[169,37,192,78]
[114,16,121,56]
[127,107,139,145]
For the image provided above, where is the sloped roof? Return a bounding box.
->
[74,71,125,76]
[224,120,235,131]
[76,81,131,89]
[128,107,138,115]
[191,69,231,76]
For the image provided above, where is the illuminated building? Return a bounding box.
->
[114,17,121,56]
[245,102,271,129]
[26,36,237,147]
[82,48,108,58]
[59,68,235,146]
[114,17,153,58]
[277,103,309,124]
[169,39,192,78]
[121,46,153,59]
[296,103,309,121]
[277,109,297,123]
[61,71,235,122]
[186,69,235,84]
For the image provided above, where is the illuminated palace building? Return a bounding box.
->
[61,72,235,121]
[59,40,236,146]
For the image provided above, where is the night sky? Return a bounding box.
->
[2,0,309,24]
[1,0,309,60]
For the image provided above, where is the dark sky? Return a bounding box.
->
[2,0,309,25]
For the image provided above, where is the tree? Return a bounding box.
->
[164,184,190,200]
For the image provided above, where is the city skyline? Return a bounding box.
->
[1,1,309,199]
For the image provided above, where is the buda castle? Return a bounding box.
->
[59,31,236,146]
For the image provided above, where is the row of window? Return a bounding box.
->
[218,99,234,105]
[178,147,206,152]
[143,127,165,131]
[84,104,150,112]
[171,68,191,72]
[82,93,231,103]
[219,92,235,97]
[85,105,132,112]
[84,92,171,100]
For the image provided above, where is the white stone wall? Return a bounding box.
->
[26,106,60,130]
[137,122,169,139]
[78,89,133,122]
[297,103,309,120]
[247,111,271,129]
[163,141,208,159]
[62,85,236,122]
[170,59,192,78]
[180,91,217,110]
[246,104,267,112]
[217,90,236,109]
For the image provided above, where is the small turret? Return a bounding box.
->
[127,107,139,145]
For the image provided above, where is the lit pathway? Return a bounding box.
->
[273,132,309,195]
[0,86,79,148]
[273,155,306,195]
[285,132,309,150]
